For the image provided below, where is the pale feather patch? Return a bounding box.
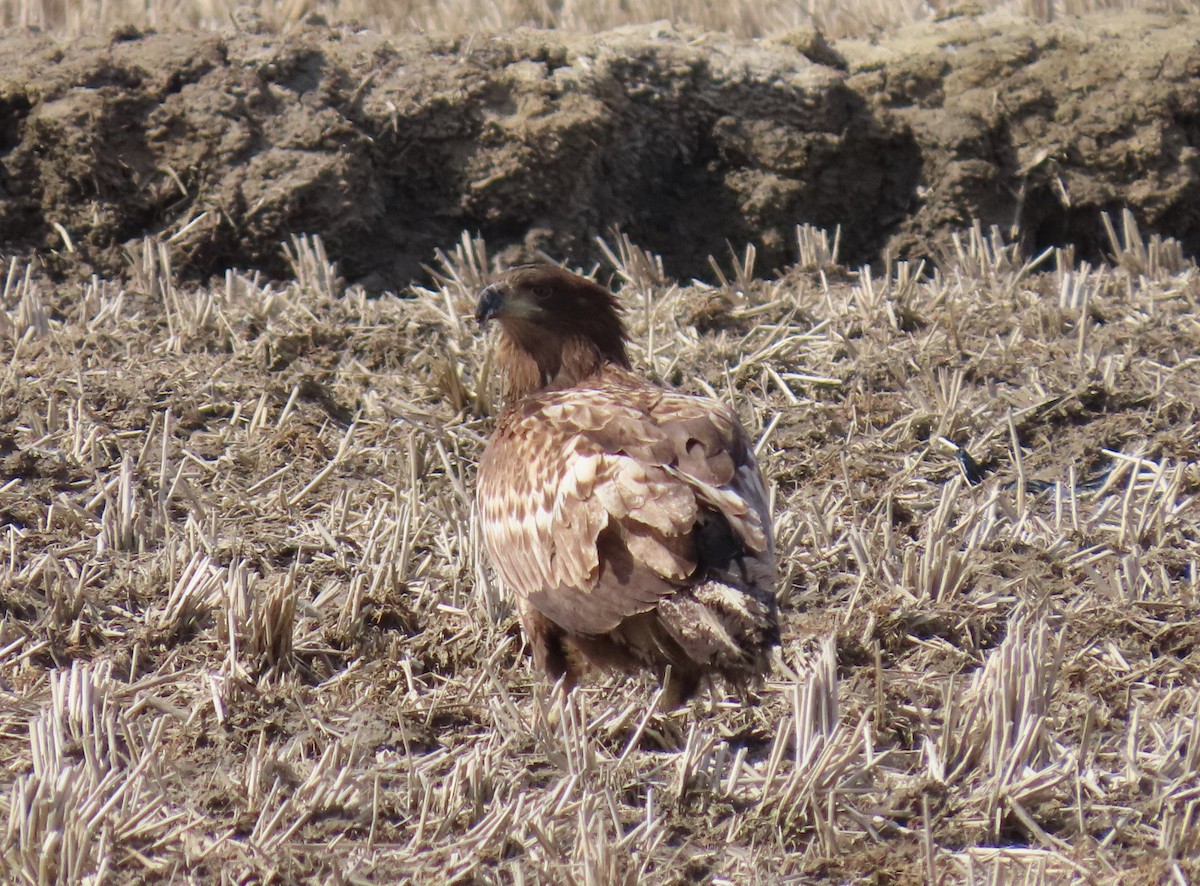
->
[664,465,768,552]
[656,593,743,662]
[692,580,772,628]
[619,521,693,582]
[560,452,600,500]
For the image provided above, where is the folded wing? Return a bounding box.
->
[476,373,774,637]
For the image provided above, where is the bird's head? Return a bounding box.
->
[476,265,630,397]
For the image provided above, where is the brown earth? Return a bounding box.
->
[2,10,1200,288]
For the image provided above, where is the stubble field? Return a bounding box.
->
[3,0,1200,882]
[2,218,1199,882]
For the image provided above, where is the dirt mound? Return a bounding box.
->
[1,11,1199,285]
[845,9,1200,262]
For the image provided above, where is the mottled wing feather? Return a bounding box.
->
[651,391,772,554]
[477,369,773,637]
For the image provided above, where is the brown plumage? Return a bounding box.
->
[474,264,778,705]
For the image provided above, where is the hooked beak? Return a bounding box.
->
[475,283,505,326]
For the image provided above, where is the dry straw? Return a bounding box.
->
[5,0,1200,37]
[1,211,1199,881]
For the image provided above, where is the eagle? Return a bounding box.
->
[474,264,779,705]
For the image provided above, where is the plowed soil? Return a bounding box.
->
[2,11,1200,287]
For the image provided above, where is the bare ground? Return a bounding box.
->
[1,217,1199,882]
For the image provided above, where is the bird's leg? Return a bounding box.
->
[659,666,702,710]
[527,611,575,686]
[540,639,583,732]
